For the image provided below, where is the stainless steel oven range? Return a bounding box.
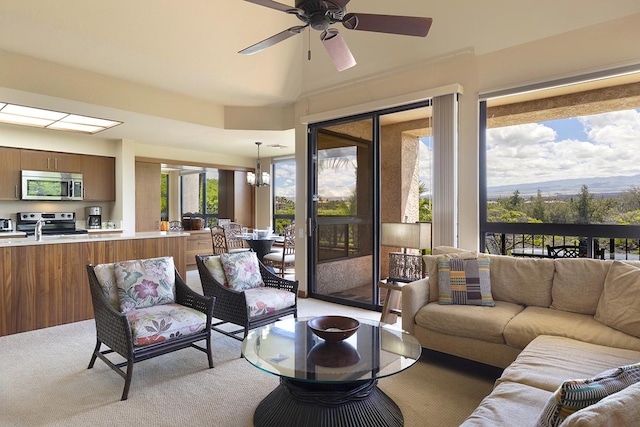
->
[16,212,88,236]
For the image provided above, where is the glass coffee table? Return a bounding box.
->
[242,317,422,427]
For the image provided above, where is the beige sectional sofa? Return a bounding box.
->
[401,247,640,426]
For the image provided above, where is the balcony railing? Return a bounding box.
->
[482,223,640,260]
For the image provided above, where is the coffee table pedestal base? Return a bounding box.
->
[254,378,403,427]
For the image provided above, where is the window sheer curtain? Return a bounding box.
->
[432,93,459,247]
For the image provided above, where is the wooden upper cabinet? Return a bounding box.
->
[0,147,21,200]
[83,155,115,201]
[21,149,82,173]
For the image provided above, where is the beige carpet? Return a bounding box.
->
[0,272,499,427]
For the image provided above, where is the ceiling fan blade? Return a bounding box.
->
[320,29,356,72]
[244,0,297,13]
[342,13,433,37]
[239,26,307,55]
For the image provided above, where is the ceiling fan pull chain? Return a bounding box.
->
[308,27,312,61]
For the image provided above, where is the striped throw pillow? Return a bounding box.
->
[437,256,494,306]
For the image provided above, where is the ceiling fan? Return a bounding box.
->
[239,0,433,72]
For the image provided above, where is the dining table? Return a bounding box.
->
[239,234,284,261]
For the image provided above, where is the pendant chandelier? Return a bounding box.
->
[247,141,271,187]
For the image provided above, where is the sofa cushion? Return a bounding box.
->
[201,255,228,287]
[485,254,555,307]
[503,306,640,352]
[424,252,478,303]
[114,257,176,313]
[415,301,524,344]
[243,287,296,318]
[460,381,552,427]
[93,262,119,310]
[551,258,612,315]
[595,261,640,338]
[220,251,264,291]
[126,303,207,346]
[437,256,494,306]
[559,382,640,427]
[497,335,640,393]
[535,362,640,427]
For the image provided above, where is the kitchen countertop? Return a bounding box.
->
[0,231,190,247]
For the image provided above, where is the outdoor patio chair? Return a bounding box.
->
[86,256,215,400]
[546,245,583,258]
[196,252,298,350]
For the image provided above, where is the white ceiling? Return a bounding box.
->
[1,0,639,157]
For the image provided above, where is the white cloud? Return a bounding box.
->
[487,109,640,187]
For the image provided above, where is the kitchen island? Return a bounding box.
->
[0,231,189,337]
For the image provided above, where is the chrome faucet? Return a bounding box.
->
[35,218,44,241]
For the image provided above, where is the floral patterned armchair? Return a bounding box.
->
[195,252,298,349]
[86,256,215,400]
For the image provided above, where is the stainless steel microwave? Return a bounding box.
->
[21,170,84,201]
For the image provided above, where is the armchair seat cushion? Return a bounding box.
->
[244,287,296,318]
[127,303,208,346]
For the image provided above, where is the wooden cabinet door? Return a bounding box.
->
[0,147,21,200]
[21,149,82,172]
[83,155,115,201]
[135,161,161,232]
[54,152,82,172]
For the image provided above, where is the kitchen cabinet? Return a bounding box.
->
[82,155,115,201]
[0,147,21,200]
[21,149,83,173]
[0,234,187,337]
[186,229,213,270]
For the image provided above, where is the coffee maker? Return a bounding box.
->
[86,206,102,229]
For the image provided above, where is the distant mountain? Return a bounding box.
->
[488,174,640,200]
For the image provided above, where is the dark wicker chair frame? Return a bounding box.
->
[546,245,583,258]
[86,264,215,400]
[195,255,298,344]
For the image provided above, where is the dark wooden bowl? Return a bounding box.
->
[308,316,360,342]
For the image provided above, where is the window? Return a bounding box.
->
[181,169,219,227]
[480,69,640,259]
[160,173,169,221]
[272,158,295,234]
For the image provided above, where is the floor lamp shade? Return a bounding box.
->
[381,222,432,282]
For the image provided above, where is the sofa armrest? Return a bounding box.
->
[401,278,430,334]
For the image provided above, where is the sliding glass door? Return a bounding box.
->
[308,101,433,310]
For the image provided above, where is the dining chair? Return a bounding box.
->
[263,223,295,277]
[211,225,228,255]
[211,225,248,254]
[223,222,249,252]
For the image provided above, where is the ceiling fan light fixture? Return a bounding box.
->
[321,29,356,72]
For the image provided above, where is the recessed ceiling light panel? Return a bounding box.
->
[0,102,122,134]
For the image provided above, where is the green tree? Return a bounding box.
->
[419,180,432,222]
[574,184,593,224]
[531,189,546,222]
